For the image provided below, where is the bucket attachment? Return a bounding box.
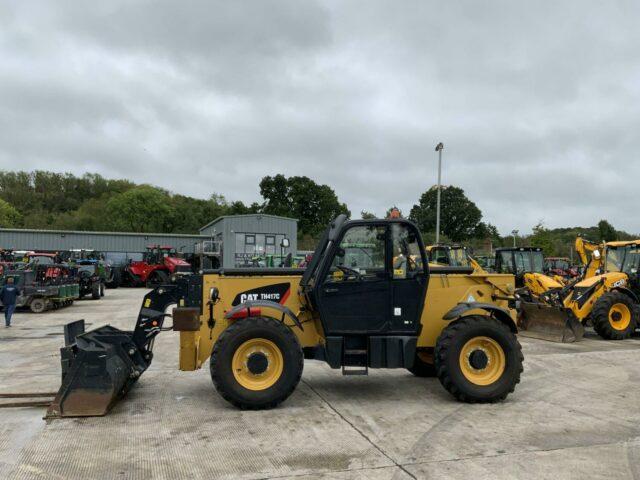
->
[46,279,197,418]
[518,301,585,343]
[46,320,149,418]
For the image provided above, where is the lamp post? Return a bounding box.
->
[435,142,444,244]
[511,230,519,247]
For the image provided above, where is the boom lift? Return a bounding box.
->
[47,216,523,417]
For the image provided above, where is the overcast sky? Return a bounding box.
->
[1,1,639,235]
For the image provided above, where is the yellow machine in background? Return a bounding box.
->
[426,244,487,273]
[574,236,603,280]
[520,239,640,342]
[48,216,523,418]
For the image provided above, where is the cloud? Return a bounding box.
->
[1,0,639,234]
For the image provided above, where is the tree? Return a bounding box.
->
[530,221,553,254]
[598,220,618,242]
[409,186,483,242]
[0,199,21,227]
[385,207,403,218]
[105,186,176,232]
[259,175,350,236]
[360,210,376,219]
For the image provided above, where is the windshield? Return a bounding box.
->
[606,246,640,274]
[450,247,470,267]
[498,250,544,274]
[29,255,54,265]
[531,252,544,273]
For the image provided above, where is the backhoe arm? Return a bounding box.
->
[575,236,602,279]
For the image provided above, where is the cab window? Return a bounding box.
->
[498,251,513,273]
[325,225,386,282]
[392,224,423,279]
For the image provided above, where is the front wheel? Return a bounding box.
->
[210,317,303,409]
[30,297,48,313]
[592,291,637,340]
[435,316,523,403]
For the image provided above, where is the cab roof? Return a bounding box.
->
[605,240,640,247]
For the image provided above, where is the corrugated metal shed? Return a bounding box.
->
[0,214,298,268]
[200,214,297,267]
[0,228,211,254]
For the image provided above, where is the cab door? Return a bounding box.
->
[389,223,429,333]
[316,224,390,334]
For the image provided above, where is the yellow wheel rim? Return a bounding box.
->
[459,336,506,386]
[609,303,631,331]
[232,338,284,391]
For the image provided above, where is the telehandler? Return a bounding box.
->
[47,216,523,418]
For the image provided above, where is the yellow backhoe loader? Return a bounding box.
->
[519,239,640,342]
[47,216,523,418]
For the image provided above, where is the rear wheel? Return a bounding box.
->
[435,316,523,403]
[592,291,637,340]
[91,282,100,299]
[146,270,169,289]
[30,297,47,313]
[408,349,436,377]
[106,268,121,289]
[210,317,303,409]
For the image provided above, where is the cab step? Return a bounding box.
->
[342,348,368,376]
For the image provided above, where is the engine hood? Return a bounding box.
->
[574,271,627,288]
[164,256,190,267]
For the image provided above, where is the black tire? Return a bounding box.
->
[30,297,47,314]
[408,349,437,377]
[592,291,637,340]
[91,281,100,299]
[435,315,523,403]
[122,269,140,287]
[106,268,121,289]
[210,317,303,410]
[146,270,169,289]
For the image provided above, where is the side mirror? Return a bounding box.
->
[592,250,601,260]
[209,287,219,303]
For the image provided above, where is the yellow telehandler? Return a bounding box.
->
[47,216,523,417]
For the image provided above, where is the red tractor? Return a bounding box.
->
[543,256,580,280]
[124,245,191,288]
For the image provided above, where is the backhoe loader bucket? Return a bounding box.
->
[46,320,150,418]
[518,301,585,343]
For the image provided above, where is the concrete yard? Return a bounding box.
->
[1,288,640,480]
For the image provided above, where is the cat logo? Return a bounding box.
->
[232,282,291,306]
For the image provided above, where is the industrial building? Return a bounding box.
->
[199,214,297,267]
[0,214,298,268]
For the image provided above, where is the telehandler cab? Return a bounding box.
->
[47,215,523,418]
